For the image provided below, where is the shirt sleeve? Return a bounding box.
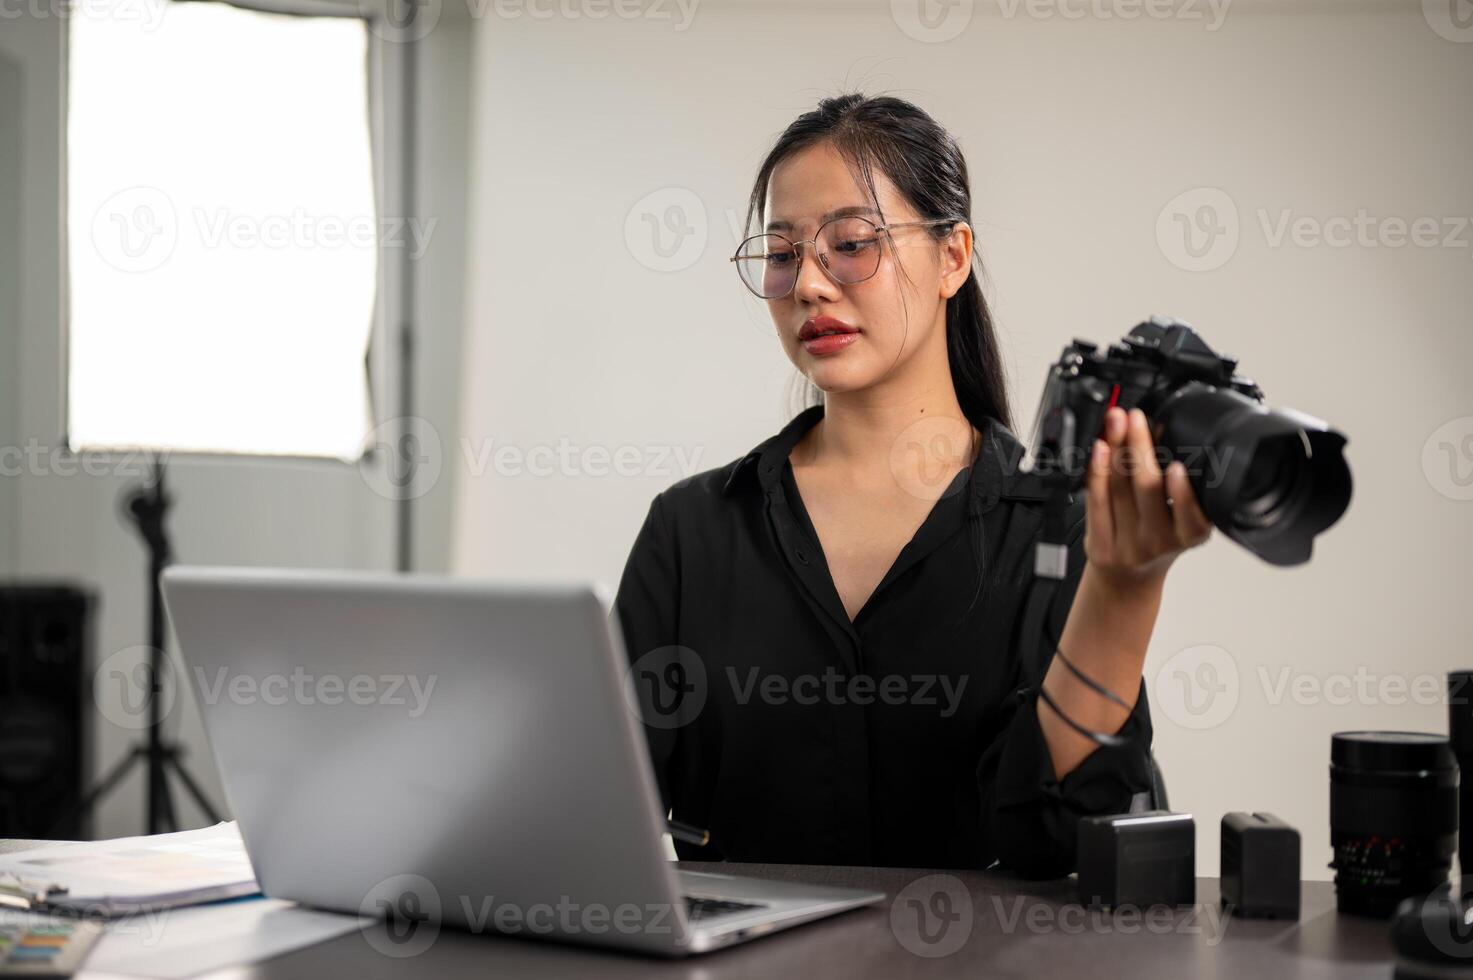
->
[611,492,681,816]
[977,511,1157,880]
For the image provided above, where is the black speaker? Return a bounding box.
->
[0,585,94,839]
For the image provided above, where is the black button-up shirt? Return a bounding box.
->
[613,405,1153,877]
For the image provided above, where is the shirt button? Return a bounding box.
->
[794,548,809,565]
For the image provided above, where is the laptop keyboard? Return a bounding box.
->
[683,895,767,921]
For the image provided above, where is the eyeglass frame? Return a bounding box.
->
[728,216,966,299]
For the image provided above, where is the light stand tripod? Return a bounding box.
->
[63,457,222,835]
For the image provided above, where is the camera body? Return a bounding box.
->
[1025,315,1352,566]
[1026,314,1261,481]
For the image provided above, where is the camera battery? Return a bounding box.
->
[1220,811,1300,919]
[1076,810,1196,909]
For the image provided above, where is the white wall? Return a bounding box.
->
[0,48,19,580]
[0,6,473,840]
[452,0,1473,878]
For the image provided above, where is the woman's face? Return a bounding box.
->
[760,141,972,395]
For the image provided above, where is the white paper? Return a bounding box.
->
[0,822,258,913]
[84,895,367,979]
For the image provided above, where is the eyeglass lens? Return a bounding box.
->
[733,216,885,299]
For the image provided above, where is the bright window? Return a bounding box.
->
[67,0,377,459]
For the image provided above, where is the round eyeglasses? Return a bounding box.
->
[729,215,961,300]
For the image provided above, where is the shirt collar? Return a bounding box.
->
[719,405,823,497]
[720,404,1045,514]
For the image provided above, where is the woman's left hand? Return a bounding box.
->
[1084,405,1214,589]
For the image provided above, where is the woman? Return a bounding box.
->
[614,93,1213,877]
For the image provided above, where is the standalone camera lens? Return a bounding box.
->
[1329,731,1458,918]
[1447,671,1473,895]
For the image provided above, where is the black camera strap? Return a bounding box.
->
[1022,483,1133,749]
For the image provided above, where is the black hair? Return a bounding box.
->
[739,92,1013,436]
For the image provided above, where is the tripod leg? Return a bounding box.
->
[52,746,145,837]
[152,756,179,835]
[164,755,224,824]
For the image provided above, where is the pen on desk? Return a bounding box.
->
[0,872,59,912]
[665,820,710,847]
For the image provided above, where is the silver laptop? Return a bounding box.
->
[161,566,883,956]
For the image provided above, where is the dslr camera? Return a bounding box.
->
[1025,315,1352,566]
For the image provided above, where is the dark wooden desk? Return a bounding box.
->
[0,841,1392,978]
[190,861,1388,979]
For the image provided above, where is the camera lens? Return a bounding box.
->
[1447,671,1473,894]
[1154,384,1351,565]
[1329,731,1458,918]
[1232,434,1308,530]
